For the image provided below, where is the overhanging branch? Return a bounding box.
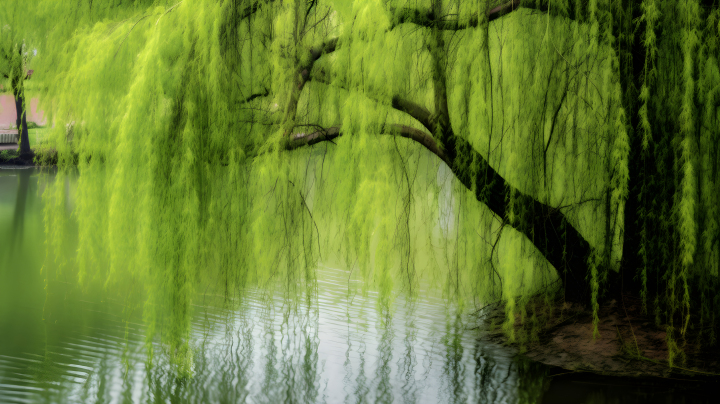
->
[243,89,270,103]
[298,37,339,90]
[391,96,435,134]
[287,124,448,164]
[308,69,437,136]
[240,0,274,20]
[286,119,593,303]
[391,0,581,31]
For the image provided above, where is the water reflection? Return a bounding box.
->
[10,168,32,252]
[1,167,717,403]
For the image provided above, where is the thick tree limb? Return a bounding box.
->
[286,119,592,302]
[287,124,448,163]
[391,0,581,31]
[239,0,273,20]
[282,37,339,135]
[391,96,436,134]
[450,134,591,303]
[243,89,270,103]
[308,65,437,136]
[298,38,339,90]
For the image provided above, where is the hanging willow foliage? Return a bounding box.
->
[3,0,719,369]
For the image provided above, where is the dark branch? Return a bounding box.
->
[308,69,436,139]
[287,124,448,164]
[279,37,339,136]
[391,0,581,31]
[450,131,591,303]
[299,37,339,88]
[391,96,435,134]
[309,38,339,64]
[302,3,332,38]
[545,87,568,155]
[114,14,152,59]
[239,0,272,20]
[288,179,322,261]
[243,89,270,103]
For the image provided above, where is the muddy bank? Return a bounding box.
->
[478,295,720,380]
[0,150,36,165]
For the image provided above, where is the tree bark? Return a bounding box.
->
[391,0,585,31]
[13,84,31,156]
[9,45,31,157]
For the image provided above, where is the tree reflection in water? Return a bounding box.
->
[1,168,717,404]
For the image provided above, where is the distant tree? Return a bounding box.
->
[0,5,34,156]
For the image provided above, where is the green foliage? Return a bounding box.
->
[0,149,19,162]
[589,250,601,338]
[12,0,720,370]
[637,0,657,310]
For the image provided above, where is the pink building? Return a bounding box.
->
[0,95,46,130]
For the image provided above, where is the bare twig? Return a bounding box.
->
[288,180,322,262]
[114,14,152,60]
[156,1,183,26]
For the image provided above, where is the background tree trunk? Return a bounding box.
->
[9,44,31,156]
[14,87,31,156]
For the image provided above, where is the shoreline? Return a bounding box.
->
[478,295,720,380]
[0,145,57,166]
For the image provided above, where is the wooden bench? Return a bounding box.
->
[0,130,18,144]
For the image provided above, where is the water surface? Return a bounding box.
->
[0,167,714,403]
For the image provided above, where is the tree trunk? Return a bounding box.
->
[414,0,594,303]
[14,89,31,156]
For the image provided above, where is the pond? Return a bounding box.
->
[0,167,714,403]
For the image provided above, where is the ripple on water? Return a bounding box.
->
[1,255,543,404]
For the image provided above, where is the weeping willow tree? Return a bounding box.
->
[14,0,720,369]
[0,1,39,155]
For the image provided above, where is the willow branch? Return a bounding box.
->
[287,124,448,164]
[282,37,339,135]
[243,89,270,103]
[298,38,339,90]
[286,118,592,299]
[391,96,435,134]
[391,0,580,31]
[240,0,274,20]
[288,179,322,261]
[309,69,436,135]
[156,1,183,25]
[114,14,151,59]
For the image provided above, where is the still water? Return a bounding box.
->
[0,167,714,403]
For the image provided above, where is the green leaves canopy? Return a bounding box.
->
[15,0,720,368]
